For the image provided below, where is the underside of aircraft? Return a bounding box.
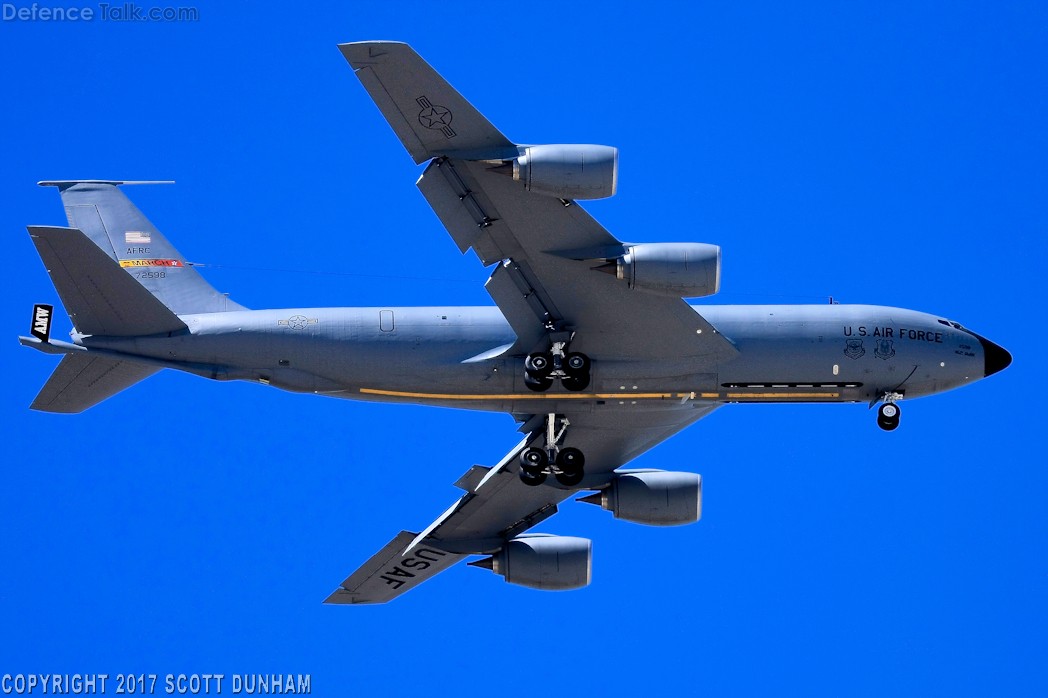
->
[20,42,1010,603]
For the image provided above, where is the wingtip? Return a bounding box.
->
[337,41,411,67]
[337,40,409,49]
[323,588,370,605]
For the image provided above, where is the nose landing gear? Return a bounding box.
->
[877,392,903,431]
[518,414,586,487]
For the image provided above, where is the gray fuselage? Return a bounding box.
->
[82,303,1001,414]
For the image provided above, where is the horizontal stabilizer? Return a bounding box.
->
[28,226,188,337]
[325,531,466,605]
[31,354,159,413]
[38,180,174,188]
[338,41,515,163]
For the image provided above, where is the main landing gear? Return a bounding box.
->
[877,392,903,431]
[518,413,586,488]
[523,338,591,392]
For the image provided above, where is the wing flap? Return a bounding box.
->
[483,260,557,353]
[416,158,507,262]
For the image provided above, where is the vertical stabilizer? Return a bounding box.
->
[38,181,244,314]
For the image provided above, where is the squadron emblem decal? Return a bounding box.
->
[416,96,456,139]
[874,339,896,360]
[844,338,865,359]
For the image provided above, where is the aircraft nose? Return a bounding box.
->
[974,333,1012,377]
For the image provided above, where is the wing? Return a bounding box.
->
[338,41,515,164]
[325,403,717,604]
[339,41,738,362]
[331,42,727,603]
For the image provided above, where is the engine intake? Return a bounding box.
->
[469,534,592,590]
[581,470,702,526]
[496,144,618,200]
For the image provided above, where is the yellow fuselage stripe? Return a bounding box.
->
[361,388,677,400]
[359,388,841,401]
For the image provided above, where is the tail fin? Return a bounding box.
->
[38,180,244,315]
[30,353,159,413]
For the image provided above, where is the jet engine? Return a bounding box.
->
[495,144,618,200]
[596,243,721,298]
[469,534,592,590]
[580,470,702,526]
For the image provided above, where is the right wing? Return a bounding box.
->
[325,404,717,604]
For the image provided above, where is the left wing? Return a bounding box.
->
[340,41,738,363]
[338,41,515,164]
[326,404,717,604]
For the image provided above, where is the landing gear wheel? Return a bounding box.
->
[556,447,585,470]
[877,402,900,431]
[561,374,590,392]
[554,448,585,487]
[524,352,554,377]
[555,469,585,487]
[520,469,547,486]
[564,352,590,375]
[524,373,554,392]
[519,447,548,472]
[877,414,899,431]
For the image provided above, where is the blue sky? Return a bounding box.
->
[2,2,1045,695]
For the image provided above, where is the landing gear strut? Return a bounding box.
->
[518,413,586,487]
[523,337,591,392]
[877,392,903,431]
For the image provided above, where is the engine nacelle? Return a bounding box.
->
[585,470,702,526]
[482,534,592,590]
[609,243,721,298]
[502,144,618,200]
